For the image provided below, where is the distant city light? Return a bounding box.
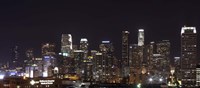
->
[137,83,141,88]
[102,41,110,43]
[0,75,5,79]
[30,80,35,85]
[159,78,163,82]
[149,78,153,82]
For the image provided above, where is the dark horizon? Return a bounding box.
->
[0,1,200,63]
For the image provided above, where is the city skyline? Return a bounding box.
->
[0,1,200,63]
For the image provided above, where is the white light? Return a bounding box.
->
[137,83,141,88]
[181,26,196,34]
[30,80,35,85]
[149,78,153,82]
[159,78,163,82]
[102,41,110,43]
[43,72,48,77]
[124,31,129,33]
[80,38,88,42]
[139,29,144,32]
[0,75,5,79]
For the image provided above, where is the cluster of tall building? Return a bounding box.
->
[1,26,199,87]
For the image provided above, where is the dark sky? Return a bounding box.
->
[0,0,200,63]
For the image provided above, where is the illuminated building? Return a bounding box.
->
[129,44,142,84]
[99,41,115,83]
[196,65,200,87]
[181,26,197,87]
[144,41,170,84]
[174,57,181,80]
[41,43,56,77]
[146,42,155,73]
[42,43,56,56]
[73,50,84,76]
[24,49,34,78]
[61,34,73,57]
[121,31,129,83]
[138,29,144,46]
[80,38,88,51]
[92,51,103,82]
[156,40,170,78]
[11,46,20,70]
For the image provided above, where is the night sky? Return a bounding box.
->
[0,1,200,63]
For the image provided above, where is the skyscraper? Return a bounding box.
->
[41,43,56,77]
[121,31,129,83]
[156,40,170,72]
[61,34,73,57]
[80,38,89,50]
[99,41,115,83]
[11,46,20,70]
[42,43,56,56]
[138,29,144,46]
[181,26,197,87]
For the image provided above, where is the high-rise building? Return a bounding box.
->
[80,38,88,50]
[121,31,129,83]
[42,43,56,56]
[99,41,115,83]
[41,43,56,77]
[73,50,84,76]
[24,49,34,78]
[61,34,73,57]
[181,26,197,87]
[156,40,170,73]
[138,29,144,46]
[11,46,19,69]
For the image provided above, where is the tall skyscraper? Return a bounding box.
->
[11,46,20,69]
[138,29,144,46]
[42,43,56,56]
[41,43,56,77]
[156,40,170,72]
[181,26,197,87]
[99,41,115,83]
[61,34,73,57]
[80,38,89,50]
[121,31,129,83]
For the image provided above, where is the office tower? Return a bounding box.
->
[41,43,56,77]
[138,29,144,46]
[61,34,73,57]
[80,38,89,63]
[196,65,200,86]
[121,31,130,83]
[181,26,197,87]
[93,51,103,82]
[42,43,56,56]
[156,40,170,78]
[99,41,115,83]
[129,44,145,84]
[24,49,34,78]
[80,38,88,50]
[174,57,181,81]
[11,46,19,69]
[73,50,84,76]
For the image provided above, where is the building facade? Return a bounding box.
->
[181,26,197,87]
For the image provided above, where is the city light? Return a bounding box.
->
[149,78,153,82]
[159,78,163,82]
[137,83,141,88]
[0,74,5,79]
[30,80,35,85]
